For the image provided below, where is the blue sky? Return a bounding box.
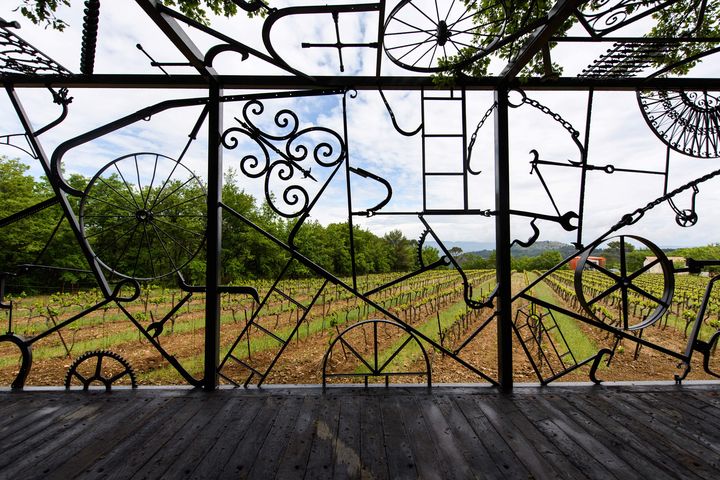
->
[2,1,720,250]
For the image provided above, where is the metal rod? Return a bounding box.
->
[494,88,513,392]
[204,81,222,390]
[6,75,720,91]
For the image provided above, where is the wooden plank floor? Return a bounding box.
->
[1,383,719,479]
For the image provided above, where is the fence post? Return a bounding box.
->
[204,81,223,390]
[494,88,513,392]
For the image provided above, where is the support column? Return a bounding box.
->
[204,81,223,390]
[494,88,513,392]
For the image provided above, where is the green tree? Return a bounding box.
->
[382,229,415,272]
[16,0,256,30]
[0,156,56,269]
[440,0,718,77]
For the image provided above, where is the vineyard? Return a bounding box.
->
[2,264,718,388]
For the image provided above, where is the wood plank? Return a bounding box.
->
[662,391,720,423]
[304,393,342,479]
[187,393,265,479]
[580,391,718,479]
[274,394,323,479]
[379,394,417,480]
[246,395,305,479]
[512,394,612,479]
[358,394,390,480]
[432,394,505,479]
[102,394,208,479]
[619,392,720,457]
[472,394,572,480]
[2,385,720,480]
[396,395,445,478]
[684,388,720,410]
[415,395,477,479]
[644,391,720,438]
[219,395,288,477]
[75,395,198,478]
[453,395,530,479]
[564,395,700,479]
[43,396,170,480]
[0,393,42,430]
[0,399,100,469]
[129,394,232,479]
[332,394,362,479]
[159,395,248,479]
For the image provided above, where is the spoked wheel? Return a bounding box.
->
[80,152,206,281]
[383,0,509,72]
[574,235,674,331]
[638,90,720,158]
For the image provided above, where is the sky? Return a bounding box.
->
[1,0,720,252]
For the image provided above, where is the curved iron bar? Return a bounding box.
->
[378,88,422,136]
[576,0,681,37]
[322,319,432,388]
[511,218,540,248]
[349,167,393,216]
[676,272,720,382]
[637,88,720,158]
[204,43,250,67]
[0,133,36,158]
[52,97,208,197]
[667,185,699,227]
[0,333,32,389]
[34,87,73,136]
[262,3,380,77]
[419,215,496,309]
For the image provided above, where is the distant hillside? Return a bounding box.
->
[463,241,577,259]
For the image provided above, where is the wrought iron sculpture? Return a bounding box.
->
[1,0,719,391]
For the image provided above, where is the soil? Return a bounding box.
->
[1,271,718,388]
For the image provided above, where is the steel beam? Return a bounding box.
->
[500,0,585,82]
[494,88,513,392]
[204,81,223,390]
[4,74,720,91]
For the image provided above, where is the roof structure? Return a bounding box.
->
[0,0,719,391]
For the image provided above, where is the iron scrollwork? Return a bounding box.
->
[0,21,71,76]
[222,99,346,218]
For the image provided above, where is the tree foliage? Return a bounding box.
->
[439,0,718,78]
[0,156,434,292]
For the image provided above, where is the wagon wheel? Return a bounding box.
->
[638,90,720,158]
[65,350,137,391]
[80,152,206,281]
[383,0,509,73]
[574,235,674,331]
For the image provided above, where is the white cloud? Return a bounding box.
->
[2,0,719,250]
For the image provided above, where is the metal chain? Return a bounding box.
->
[521,95,580,138]
[467,102,497,166]
[612,166,720,231]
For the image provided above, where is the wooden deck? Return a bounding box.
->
[0,383,719,479]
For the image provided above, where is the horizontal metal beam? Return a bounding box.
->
[3,74,720,91]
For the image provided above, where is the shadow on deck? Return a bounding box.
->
[1,382,719,479]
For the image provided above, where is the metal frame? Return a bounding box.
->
[1,0,719,391]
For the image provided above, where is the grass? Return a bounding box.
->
[526,273,598,362]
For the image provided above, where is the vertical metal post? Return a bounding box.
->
[204,81,223,390]
[494,88,513,392]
